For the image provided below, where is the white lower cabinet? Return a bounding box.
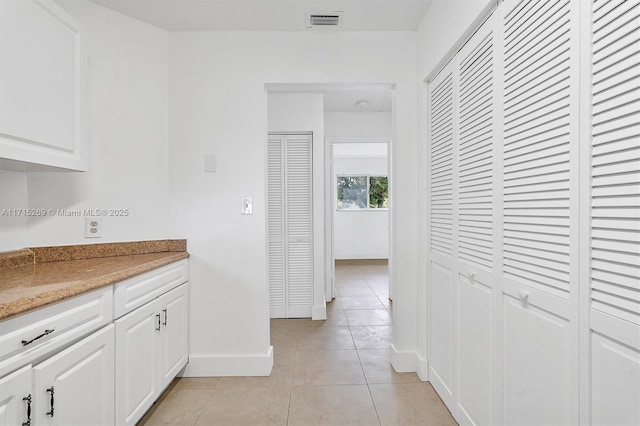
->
[0,259,189,426]
[0,364,33,426]
[0,325,114,426]
[33,325,114,426]
[115,283,188,426]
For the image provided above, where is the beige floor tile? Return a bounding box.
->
[358,349,420,384]
[271,325,298,352]
[139,389,212,426]
[172,377,221,390]
[337,287,377,297]
[270,318,314,328]
[195,387,290,426]
[293,350,366,386]
[340,296,386,310]
[322,308,349,326]
[369,382,457,426]
[345,309,392,326]
[288,385,380,426]
[350,325,393,349]
[335,278,369,287]
[295,325,355,350]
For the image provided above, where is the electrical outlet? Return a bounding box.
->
[85,217,102,238]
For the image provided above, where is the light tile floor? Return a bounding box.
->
[139,260,457,426]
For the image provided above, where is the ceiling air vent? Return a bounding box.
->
[306,11,344,28]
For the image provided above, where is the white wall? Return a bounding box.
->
[24,0,171,247]
[416,0,495,80]
[267,92,326,319]
[0,171,29,251]
[415,0,496,378]
[325,112,392,138]
[333,155,389,259]
[169,30,418,376]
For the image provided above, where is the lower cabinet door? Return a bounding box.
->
[115,299,159,426]
[33,324,115,426]
[158,283,189,391]
[0,364,33,426]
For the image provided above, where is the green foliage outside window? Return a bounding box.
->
[337,175,389,210]
[369,176,389,208]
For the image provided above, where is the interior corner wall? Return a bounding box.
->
[168,30,418,375]
[25,0,171,247]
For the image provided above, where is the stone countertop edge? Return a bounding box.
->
[0,240,189,321]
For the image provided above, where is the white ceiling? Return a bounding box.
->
[323,89,392,112]
[88,0,434,31]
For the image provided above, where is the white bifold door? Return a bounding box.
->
[426,0,640,424]
[267,133,313,318]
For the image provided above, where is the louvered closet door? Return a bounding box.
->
[500,0,579,424]
[268,134,286,318]
[455,14,496,426]
[284,134,313,318]
[267,133,313,319]
[427,60,457,410]
[589,1,640,424]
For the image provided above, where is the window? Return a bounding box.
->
[337,175,388,210]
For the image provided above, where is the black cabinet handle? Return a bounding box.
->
[156,313,161,331]
[21,329,55,346]
[162,309,168,326]
[22,394,31,426]
[46,387,54,417]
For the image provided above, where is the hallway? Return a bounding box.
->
[139,260,456,425]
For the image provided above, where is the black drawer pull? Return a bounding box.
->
[21,329,55,346]
[162,309,168,326]
[156,313,161,331]
[46,387,54,417]
[22,394,31,426]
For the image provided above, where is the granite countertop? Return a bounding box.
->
[0,240,189,321]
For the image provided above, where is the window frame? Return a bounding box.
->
[336,174,389,211]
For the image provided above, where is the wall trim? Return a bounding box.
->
[417,354,429,381]
[312,304,327,320]
[390,343,418,373]
[181,346,274,377]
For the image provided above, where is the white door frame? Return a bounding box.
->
[325,136,392,302]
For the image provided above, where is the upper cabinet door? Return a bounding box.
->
[0,0,87,171]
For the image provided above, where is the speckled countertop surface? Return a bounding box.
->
[0,240,188,321]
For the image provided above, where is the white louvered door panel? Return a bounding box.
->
[590,0,640,328]
[427,60,457,411]
[267,134,286,318]
[456,15,496,426]
[502,0,574,299]
[501,0,579,424]
[284,134,313,318]
[590,1,640,424]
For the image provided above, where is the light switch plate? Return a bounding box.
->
[241,197,253,215]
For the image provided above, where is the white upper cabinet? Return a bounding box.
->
[0,0,87,171]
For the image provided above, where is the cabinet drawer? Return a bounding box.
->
[114,260,188,319]
[0,287,112,378]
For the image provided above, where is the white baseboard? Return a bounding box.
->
[180,346,274,377]
[390,343,418,373]
[416,355,429,381]
[312,304,327,320]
